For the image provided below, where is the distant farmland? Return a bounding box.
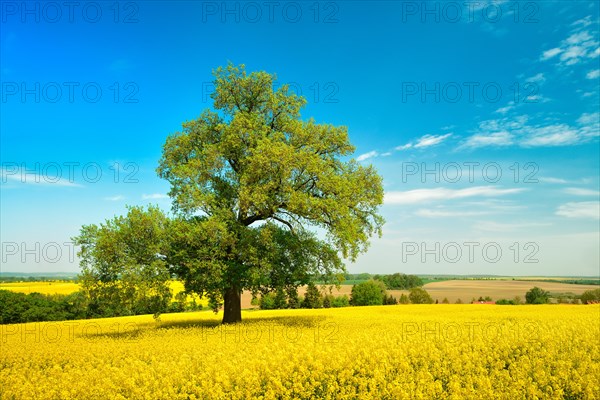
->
[2,279,597,308]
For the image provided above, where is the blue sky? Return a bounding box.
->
[1,1,599,276]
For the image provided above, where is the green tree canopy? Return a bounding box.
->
[525,287,550,304]
[73,205,172,318]
[350,280,387,306]
[580,288,600,304]
[408,287,434,304]
[157,63,384,323]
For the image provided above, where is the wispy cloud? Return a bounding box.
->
[460,112,599,149]
[459,131,513,148]
[525,73,546,83]
[395,143,413,151]
[586,69,600,79]
[473,221,552,232]
[356,150,379,162]
[395,133,451,151]
[541,48,562,60]
[104,195,125,201]
[540,21,599,67]
[363,133,453,160]
[0,168,82,187]
[556,201,600,219]
[495,102,515,115]
[415,209,490,218]
[142,193,169,200]
[564,188,600,196]
[384,186,525,205]
[539,177,569,184]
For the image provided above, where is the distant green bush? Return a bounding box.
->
[331,295,350,308]
[408,287,434,304]
[525,287,550,304]
[580,288,600,304]
[350,280,387,306]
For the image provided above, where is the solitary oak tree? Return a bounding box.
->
[157,63,384,323]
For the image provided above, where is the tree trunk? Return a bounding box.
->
[222,286,242,324]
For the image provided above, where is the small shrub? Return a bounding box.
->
[331,295,350,308]
[350,280,387,306]
[398,294,410,304]
[408,288,434,304]
[302,283,323,309]
[525,287,550,304]
[580,288,600,304]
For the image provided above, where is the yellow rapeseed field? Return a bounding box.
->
[0,281,206,306]
[0,282,80,295]
[1,305,599,399]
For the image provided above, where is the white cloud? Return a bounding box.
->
[525,73,545,83]
[381,152,392,157]
[541,48,562,60]
[572,16,592,28]
[586,69,600,79]
[577,112,599,126]
[395,133,452,152]
[395,143,413,151]
[495,102,515,114]
[474,221,551,232]
[104,195,125,201]
[415,209,489,218]
[356,151,378,162]
[384,186,525,205]
[459,131,513,149]
[556,202,599,219]
[539,177,569,184]
[142,193,169,200]
[414,133,452,148]
[462,111,599,149]
[564,188,600,196]
[0,168,82,187]
[577,112,600,138]
[541,25,599,67]
[520,124,580,147]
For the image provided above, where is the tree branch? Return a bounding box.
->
[270,215,296,235]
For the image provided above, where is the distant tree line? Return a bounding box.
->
[256,280,435,310]
[0,277,77,283]
[0,288,202,325]
[340,273,423,290]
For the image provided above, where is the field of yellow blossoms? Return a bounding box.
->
[1,305,599,399]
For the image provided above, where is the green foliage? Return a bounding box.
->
[286,287,301,309]
[156,63,384,323]
[0,290,89,324]
[495,299,516,305]
[273,288,288,309]
[71,63,384,324]
[331,295,350,308]
[525,287,550,304]
[380,273,423,290]
[73,205,172,318]
[259,292,277,310]
[322,294,334,308]
[441,297,450,304]
[408,288,434,304]
[350,279,387,306]
[302,283,323,309]
[399,293,410,304]
[580,288,600,304]
[384,294,398,305]
[455,298,463,304]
